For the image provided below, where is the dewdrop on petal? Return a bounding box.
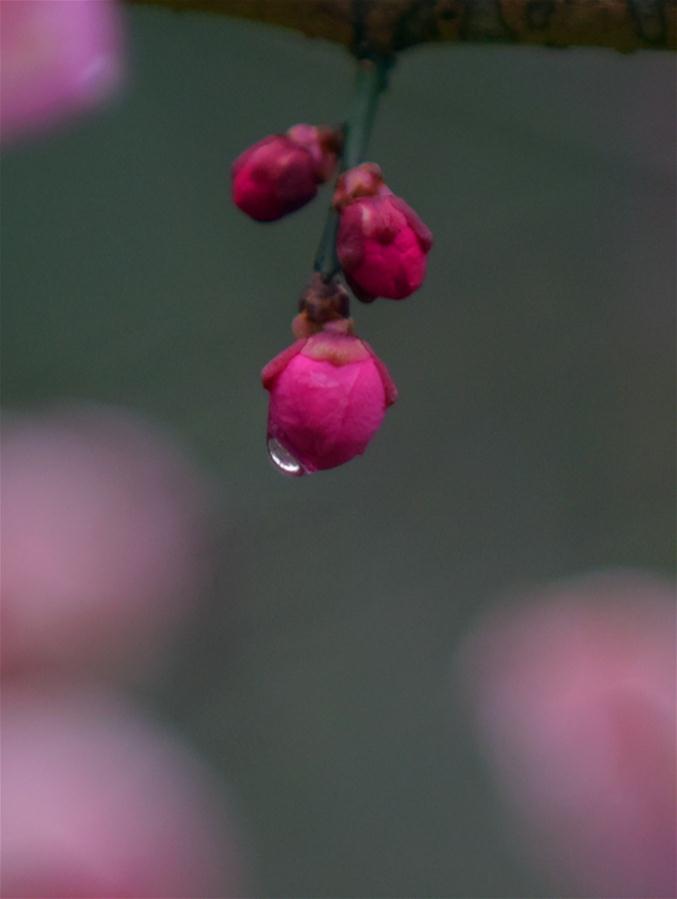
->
[262,326,397,475]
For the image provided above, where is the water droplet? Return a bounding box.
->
[267,437,306,477]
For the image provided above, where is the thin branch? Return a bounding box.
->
[127,0,676,53]
[314,58,389,280]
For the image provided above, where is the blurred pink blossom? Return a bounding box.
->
[1,404,212,678]
[1,686,244,898]
[456,570,676,898]
[0,0,124,144]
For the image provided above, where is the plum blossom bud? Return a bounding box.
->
[262,328,397,475]
[334,163,433,301]
[232,124,340,222]
[0,0,124,145]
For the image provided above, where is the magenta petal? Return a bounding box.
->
[364,340,398,406]
[390,195,434,251]
[261,339,306,390]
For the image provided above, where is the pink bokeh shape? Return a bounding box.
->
[1,686,244,898]
[0,0,124,144]
[1,404,211,678]
[456,570,676,898]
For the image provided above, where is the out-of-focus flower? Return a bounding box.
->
[1,686,244,898]
[232,124,341,221]
[262,328,397,475]
[455,570,676,899]
[0,0,124,145]
[334,163,433,301]
[1,404,211,678]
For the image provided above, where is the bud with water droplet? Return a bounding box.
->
[262,328,397,475]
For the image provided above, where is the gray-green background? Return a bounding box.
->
[2,6,675,896]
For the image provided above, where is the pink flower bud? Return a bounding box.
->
[335,167,433,300]
[232,124,340,222]
[0,0,124,145]
[262,330,397,475]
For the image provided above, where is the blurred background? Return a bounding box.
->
[1,3,675,897]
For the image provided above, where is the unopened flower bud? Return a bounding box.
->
[286,124,341,182]
[232,124,340,222]
[334,163,433,300]
[262,331,397,475]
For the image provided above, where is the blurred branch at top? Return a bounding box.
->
[128,0,677,53]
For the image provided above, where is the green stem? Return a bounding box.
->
[342,59,389,169]
[313,58,390,280]
[313,212,340,281]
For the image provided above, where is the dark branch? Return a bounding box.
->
[127,0,677,53]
